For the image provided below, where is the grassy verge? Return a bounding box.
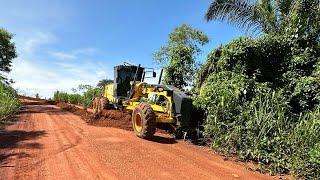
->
[0,81,21,123]
[53,87,101,107]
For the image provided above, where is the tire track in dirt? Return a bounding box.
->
[44,109,118,179]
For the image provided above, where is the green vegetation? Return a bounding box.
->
[189,0,320,178]
[97,79,113,88]
[153,24,209,90]
[205,0,320,35]
[0,28,18,83]
[53,84,102,107]
[0,81,21,122]
[0,28,20,123]
[194,69,320,177]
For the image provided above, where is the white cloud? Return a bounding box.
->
[20,32,57,54]
[9,58,113,98]
[49,52,77,60]
[7,31,112,99]
[48,48,98,60]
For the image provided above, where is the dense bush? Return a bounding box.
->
[0,81,21,122]
[194,34,320,178]
[53,86,102,107]
[197,36,290,87]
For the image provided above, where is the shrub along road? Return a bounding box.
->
[0,98,274,180]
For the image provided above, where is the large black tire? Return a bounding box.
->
[99,97,109,111]
[93,97,100,113]
[132,102,156,139]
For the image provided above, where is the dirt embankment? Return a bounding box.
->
[89,110,133,131]
[55,102,133,131]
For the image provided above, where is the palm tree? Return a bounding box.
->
[204,0,309,35]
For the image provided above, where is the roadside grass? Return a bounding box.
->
[0,81,21,123]
[53,87,101,107]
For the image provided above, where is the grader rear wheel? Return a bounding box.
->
[93,97,100,113]
[132,102,156,139]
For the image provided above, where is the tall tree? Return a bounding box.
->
[153,24,209,90]
[97,79,113,88]
[0,28,18,83]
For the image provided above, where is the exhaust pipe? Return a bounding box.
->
[158,69,163,84]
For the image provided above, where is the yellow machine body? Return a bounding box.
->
[103,84,114,102]
[103,82,176,124]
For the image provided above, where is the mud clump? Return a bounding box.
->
[56,102,91,119]
[88,110,133,131]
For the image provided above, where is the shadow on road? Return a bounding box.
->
[18,101,65,114]
[0,130,46,164]
[23,101,48,106]
[0,130,46,149]
[19,107,66,114]
[148,135,177,144]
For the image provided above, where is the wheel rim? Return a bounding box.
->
[134,113,142,132]
[93,101,97,109]
[93,99,98,111]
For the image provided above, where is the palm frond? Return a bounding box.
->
[276,0,295,16]
[256,0,278,33]
[205,0,263,33]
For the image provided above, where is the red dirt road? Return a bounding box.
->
[0,99,274,180]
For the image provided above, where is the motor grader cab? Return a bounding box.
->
[93,63,193,139]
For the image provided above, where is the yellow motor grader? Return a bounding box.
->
[93,63,193,139]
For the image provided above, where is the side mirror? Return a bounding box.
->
[153,72,156,77]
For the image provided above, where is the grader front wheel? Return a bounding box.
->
[93,97,100,113]
[132,102,156,139]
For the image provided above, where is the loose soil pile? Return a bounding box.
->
[55,102,133,131]
[56,102,91,119]
[88,110,133,131]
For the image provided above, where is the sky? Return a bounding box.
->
[0,0,244,98]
